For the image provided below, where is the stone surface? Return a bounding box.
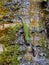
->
[26,46,32,53]
[24,52,33,61]
[18,56,22,62]
[18,46,26,52]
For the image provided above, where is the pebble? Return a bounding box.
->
[27,62,30,65]
[24,52,33,61]
[18,46,26,52]
[18,56,22,62]
[30,27,36,33]
[19,29,24,34]
[15,37,24,45]
[26,46,32,52]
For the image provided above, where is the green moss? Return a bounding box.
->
[0,0,4,3]
[0,45,18,65]
[0,24,21,46]
[0,24,21,65]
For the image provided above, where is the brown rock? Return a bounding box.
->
[26,46,32,52]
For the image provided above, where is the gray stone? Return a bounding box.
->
[26,46,32,52]
[30,27,36,33]
[19,29,23,34]
[18,46,26,52]
[15,37,24,45]
[18,56,22,62]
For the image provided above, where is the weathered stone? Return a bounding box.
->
[26,46,32,53]
[24,52,33,61]
[15,36,24,45]
[18,56,22,62]
[18,46,26,52]
[30,27,36,33]
[18,29,24,34]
